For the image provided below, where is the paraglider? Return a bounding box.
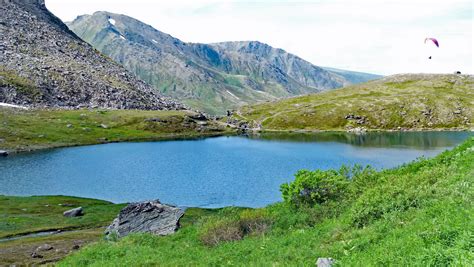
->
[425,37,439,47]
[425,38,439,59]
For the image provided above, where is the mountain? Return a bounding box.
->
[0,0,184,110]
[67,11,379,114]
[234,74,474,131]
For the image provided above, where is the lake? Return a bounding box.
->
[0,131,471,208]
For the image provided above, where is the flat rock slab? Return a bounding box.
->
[105,200,184,238]
[63,207,83,217]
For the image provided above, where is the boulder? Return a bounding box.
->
[189,112,208,121]
[0,150,8,157]
[105,200,184,238]
[63,207,83,217]
[347,127,367,134]
[31,251,43,259]
[316,258,335,267]
[35,244,53,252]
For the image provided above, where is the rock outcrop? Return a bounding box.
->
[105,200,184,238]
[0,0,185,110]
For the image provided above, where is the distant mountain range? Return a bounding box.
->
[68,12,381,114]
[0,0,183,110]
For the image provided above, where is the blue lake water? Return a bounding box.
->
[0,132,471,208]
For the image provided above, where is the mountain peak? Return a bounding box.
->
[68,11,380,114]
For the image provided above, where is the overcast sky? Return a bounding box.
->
[46,0,472,75]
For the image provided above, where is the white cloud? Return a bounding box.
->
[46,0,472,75]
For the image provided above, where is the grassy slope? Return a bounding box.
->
[0,108,231,152]
[0,195,223,265]
[60,137,474,266]
[0,196,125,265]
[0,196,124,239]
[236,74,474,131]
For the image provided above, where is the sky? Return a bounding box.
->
[46,0,473,75]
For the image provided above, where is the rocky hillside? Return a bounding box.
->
[67,11,379,114]
[234,74,474,131]
[0,0,184,110]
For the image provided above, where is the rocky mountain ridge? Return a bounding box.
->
[68,11,380,114]
[0,0,184,110]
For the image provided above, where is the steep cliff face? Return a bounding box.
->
[68,11,379,114]
[210,41,348,94]
[0,0,184,110]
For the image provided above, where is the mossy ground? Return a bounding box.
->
[236,74,474,131]
[0,196,125,265]
[0,108,231,152]
[57,137,473,266]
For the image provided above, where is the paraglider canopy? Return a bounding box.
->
[425,37,439,60]
[425,37,439,47]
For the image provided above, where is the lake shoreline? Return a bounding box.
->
[2,131,234,155]
[3,127,471,155]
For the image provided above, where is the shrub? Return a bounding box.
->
[280,167,350,207]
[199,209,273,247]
[349,183,424,228]
[239,209,272,236]
[199,218,243,247]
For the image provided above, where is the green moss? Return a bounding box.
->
[0,195,124,238]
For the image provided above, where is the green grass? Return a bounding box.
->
[59,137,474,266]
[0,108,231,152]
[0,196,126,265]
[0,195,125,238]
[236,74,474,131]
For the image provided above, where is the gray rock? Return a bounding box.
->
[0,150,8,157]
[105,200,184,238]
[347,127,367,134]
[99,124,108,129]
[316,258,335,267]
[36,244,53,252]
[31,251,43,258]
[63,207,83,217]
[66,124,73,128]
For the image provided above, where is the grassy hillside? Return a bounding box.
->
[235,74,474,131]
[0,108,230,152]
[59,136,474,266]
